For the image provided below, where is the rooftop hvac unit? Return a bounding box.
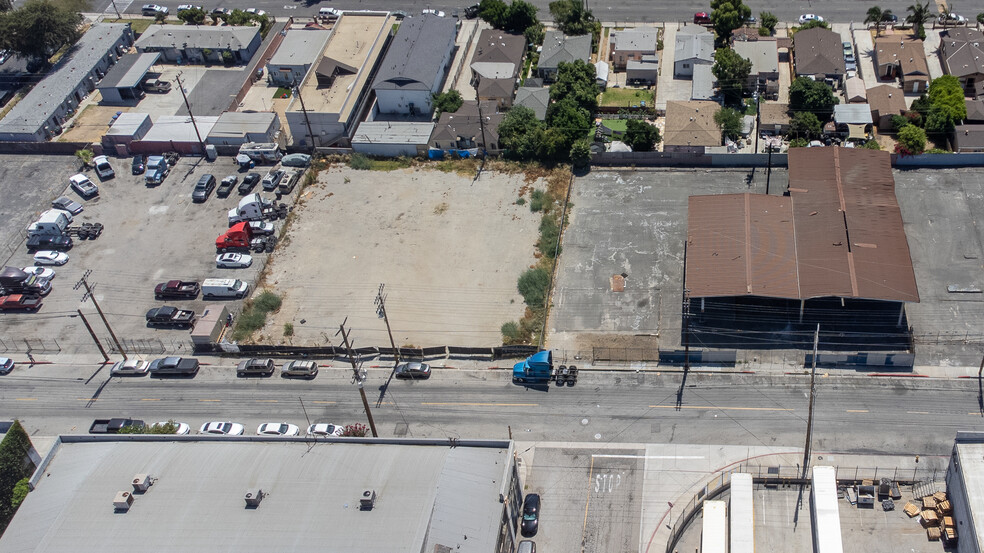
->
[244,488,263,508]
[114,491,134,512]
[360,489,376,511]
[132,474,151,493]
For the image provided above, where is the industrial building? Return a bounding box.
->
[206,111,282,149]
[946,431,984,553]
[0,437,523,553]
[265,28,332,87]
[371,15,456,116]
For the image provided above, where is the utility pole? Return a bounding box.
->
[75,271,126,360]
[801,324,820,480]
[337,319,378,437]
[473,82,489,173]
[174,73,206,154]
[110,0,121,19]
[754,95,760,154]
[293,80,316,152]
[76,309,109,363]
[682,288,691,374]
[375,284,400,368]
[765,142,773,195]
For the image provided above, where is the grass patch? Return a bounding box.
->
[600,119,628,133]
[231,290,282,341]
[529,189,546,212]
[273,87,292,99]
[599,87,653,107]
[433,157,480,176]
[349,153,414,171]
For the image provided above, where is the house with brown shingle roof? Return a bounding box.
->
[866,85,907,130]
[758,102,790,135]
[663,100,721,152]
[873,36,930,94]
[793,27,845,83]
[940,28,984,98]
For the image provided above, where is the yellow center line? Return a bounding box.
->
[649,405,792,411]
[15,398,37,401]
[907,411,929,415]
[970,412,983,416]
[847,409,869,413]
[256,400,278,403]
[199,399,221,402]
[141,398,161,401]
[421,402,539,407]
[311,401,335,404]
[78,398,98,401]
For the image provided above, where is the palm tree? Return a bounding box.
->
[866,6,885,35]
[906,1,932,39]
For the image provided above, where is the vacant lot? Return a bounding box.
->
[260,164,541,348]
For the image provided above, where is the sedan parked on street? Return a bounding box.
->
[257,422,299,436]
[307,423,344,437]
[798,13,823,24]
[152,421,191,434]
[216,252,252,268]
[0,358,14,375]
[395,361,431,379]
[199,421,244,435]
[110,359,150,376]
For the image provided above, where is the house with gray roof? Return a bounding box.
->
[514,86,550,119]
[537,31,591,82]
[610,27,659,70]
[732,40,779,98]
[134,25,261,64]
[96,52,161,104]
[626,55,659,86]
[0,23,134,142]
[471,30,526,82]
[793,27,845,83]
[940,28,984,98]
[372,14,457,115]
[0,436,522,553]
[674,25,714,78]
[430,100,504,154]
[266,28,332,87]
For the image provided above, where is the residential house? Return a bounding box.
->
[429,100,504,154]
[514,87,550,120]
[96,52,161,104]
[940,28,984,98]
[691,65,715,100]
[134,25,261,64]
[873,36,930,94]
[832,104,873,140]
[844,76,867,103]
[663,100,721,152]
[266,29,332,87]
[867,84,906,131]
[954,125,984,152]
[732,40,779,98]
[626,55,659,85]
[793,27,845,84]
[674,25,714,78]
[966,98,984,122]
[609,27,659,70]
[372,14,457,115]
[758,102,790,135]
[537,31,591,82]
[0,23,134,142]
[470,30,525,109]
[284,13,395,148]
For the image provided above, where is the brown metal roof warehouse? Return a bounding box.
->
[686,147,919,303]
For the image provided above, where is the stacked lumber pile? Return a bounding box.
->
[916,491,956,543]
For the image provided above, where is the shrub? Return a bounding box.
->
[349,153,372,170]
[253,291,282,312]
[501,321,524,343]
[529,189,546,212]
[11,478,29,509]
[517,267,550,307]
[283,322,294,337]
[895,124,926,156]
[341,423,369,437]
[516,197,526,206]
[537,214,561,258]
[788,137,809,148]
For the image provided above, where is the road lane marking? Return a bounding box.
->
[592,454,705,460]
[15,398,37,401]
[78,398,98,401]
[312,401,335,404]
[846,409,869,413]
[199,399,221,402]
[256,400,278,403]
[907,411,929,414]
[141,398,161,401]
[421,402,538,407]
[649,405,792,411]
[581,456,595,547]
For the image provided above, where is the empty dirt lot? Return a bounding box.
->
[260,164,542,348]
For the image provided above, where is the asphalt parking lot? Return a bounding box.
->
[0,154,286,355]
[0,155,84,260]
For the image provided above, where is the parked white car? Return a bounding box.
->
[216,252,252,268]
[422,8,446,16]
[257,422,299,436]
[69,174,98,198]
[319,7,341,17]
[798,13,823,24]
[199,421,245,435]
[21,266,55,280]
[33,251,69,266]
[152,421,191,434]
[110,359,150,376]
[307,423,344,437]
[245,8,266,16]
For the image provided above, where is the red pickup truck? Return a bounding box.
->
[0,294,42,312]
[154,280,200,300]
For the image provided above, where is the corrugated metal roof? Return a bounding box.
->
[98,52,160,90]
[686,147,919,302]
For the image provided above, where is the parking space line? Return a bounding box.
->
[581,456,595,547]
[846,409,869,413]
[421,402,538,407]
[649,405,792,411]
[907,411,930,414]
[592,454,705,460]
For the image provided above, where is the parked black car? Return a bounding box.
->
[131,154,146,175]
[26,234,72,252]
[521,494,540,537]
[239,172,260,194]
[217,175,238,198]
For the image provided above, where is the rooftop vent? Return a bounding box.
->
[114,491,134,512]
[360,489,377,511]
[132,474,151,493]
[245,488,264,508]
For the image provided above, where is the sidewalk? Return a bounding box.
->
[852,26,877,83]
[654,22,678,111]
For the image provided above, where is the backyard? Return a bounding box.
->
[599,87,654,107]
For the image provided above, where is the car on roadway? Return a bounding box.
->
[151,421,191,434]
[257,422,299,436]
[216,252,252,269]
[148,356,200,376]
[395,361,431,379]
[239,172,260,194]
[882,13,898,23]
[0,358,14,375]
[693,12,711,24]
[245,8,266,16]
[937,12,966,25]
[236,358,275,377]
[319,6,341,18]
[52,196,83,215]
[21,266,55,280]
[132,154,146,175]
[199,421,245,435]
[281,360,318,378]
[142,4,168,16]
[798,13,823,24]
[69,174,98,198]
[110,359,150,376]
[307,423,344,437]
[93,155,115,179]
[521,493,541,537]
[192,173,216,202]
[422,8,446,17]
[176,4,202,13]
[34,251,69,266]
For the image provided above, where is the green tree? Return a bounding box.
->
[0,0,84,62]
[925,75,967,133]
[505,0,538,34]
[478,0,508,27]
[498,105,545,160]
[788,137,809,148]
[569,138,591,167]
[711,47,752,104]
[759,11,778,34]
[0,0,12,11]
[177,6,206,24]
[624,119,661,151]
[11,478,29,509]
[788,111,821,139]
[548,0,600,48]
[710,0,752,46]
[524,22,544,46]
[977,12,984,29]
[895,124,927,155]
[154,10,166,22]
[906,1,932,39]
[714,107,743,142]
[548,59,598,112]
[546,98,592,149]
[798,19,830,30]
[0,421,35,529]
[789,77,839,118]
[432,89,463,117]
[865,6,886,35]
[74,148,93,169]
[891,114,911,131]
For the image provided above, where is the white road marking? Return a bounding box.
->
[591,454,705,460]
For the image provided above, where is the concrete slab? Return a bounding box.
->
[922,27,944,79]
[177,68,250,117]
[853,27,877,83]
[654,23,677,111]
[443,19,483,98]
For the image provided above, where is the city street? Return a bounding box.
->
[3,364,981,455]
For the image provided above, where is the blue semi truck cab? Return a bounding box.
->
[512,351,553,384]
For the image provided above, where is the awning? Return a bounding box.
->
[847,124,867,140]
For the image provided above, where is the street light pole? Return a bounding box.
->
[174,72,206,154]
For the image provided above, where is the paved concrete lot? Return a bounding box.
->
[262,165,539,348]
[0,155,84,261]
[895,168,984,366]
[0,155,276,355]
[548,168,789,356]
[177,68,248,117]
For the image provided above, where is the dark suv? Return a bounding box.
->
[26,234,72,252]
[237,358,275,377]
[192,174,216,203]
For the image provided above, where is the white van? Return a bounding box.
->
[201,278,249,299]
